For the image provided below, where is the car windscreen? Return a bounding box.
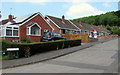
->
[51,33,61,37]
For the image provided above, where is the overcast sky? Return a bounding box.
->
[0,0,119,20]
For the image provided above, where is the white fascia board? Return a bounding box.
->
[27,23,41,36]
[19,12,54,31]
[3,24,19,27]
[68,20,81,31]
[29,23,41,29]
[38,13,54,31]
[46,16,61,29]
[2,25,19,37]
[19,13,39,26]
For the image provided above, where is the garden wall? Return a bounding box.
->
[62,33,89,43]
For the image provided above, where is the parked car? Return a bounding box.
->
[41,32,67,42]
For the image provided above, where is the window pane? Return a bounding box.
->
[6,29,12,36]
[31,26,40,35]
[6,27,12,29]
[14,27,18,30]
[13,30,18,36]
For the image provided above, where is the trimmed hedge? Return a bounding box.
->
[2,39,81,58]
[2,40,18,51]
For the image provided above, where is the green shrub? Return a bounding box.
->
[1,40,23,58]
[2,39,81,59]
[19,39,81,55]
[2,40,18,51]
[116,29,120,36]
[21,38,32,43]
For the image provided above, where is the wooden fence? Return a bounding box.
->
[62,33,89,43]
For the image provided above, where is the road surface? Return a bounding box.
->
[2,38,119,73]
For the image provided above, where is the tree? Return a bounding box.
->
[72,10,120,27]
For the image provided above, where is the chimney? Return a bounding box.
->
[80,21,83,25]
[62,15,65,22]
[8,14,13,21]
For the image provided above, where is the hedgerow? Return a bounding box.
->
[2,39,81,58]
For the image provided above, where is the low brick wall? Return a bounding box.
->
[62,33,89,43]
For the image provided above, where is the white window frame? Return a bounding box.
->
[0,25,19,37]
[26,23,41,36]
[6,27,12,36]
[0,26,5,37]
[27,27,31,35]
[13,27,19,36]
[0,26,2,37]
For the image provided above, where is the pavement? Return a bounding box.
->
[1,37,118,69]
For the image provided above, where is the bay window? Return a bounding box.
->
[6,27,12,36]
[0,25,19,37]
[13,27,19,36]
[27,23,41,36]
[31,26,40,36]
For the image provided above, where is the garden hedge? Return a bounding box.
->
[2,39,81,58]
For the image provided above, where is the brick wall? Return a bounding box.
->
[49,21,60,33]
[20,14,53,42]
[4,37,19,42]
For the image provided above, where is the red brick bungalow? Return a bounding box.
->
[45,15,81,34]
[70,21,111,36]
[0,12,54,42]
[45,15,111,37]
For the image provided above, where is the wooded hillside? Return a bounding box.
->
[72,10,120,27]
[72,10,120,35]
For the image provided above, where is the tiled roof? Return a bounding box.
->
[12,13,37,25]
[1,13,110,33]
[15,14,33,23]
[70,21,95,31]
[0,13,38,25]
[98,26,111,33]
[0,19,8,25]
[69,20,111,33]
[47,15,79,30]
[47,15,110,33]
[70,20,87,31]
[82,24,93,31]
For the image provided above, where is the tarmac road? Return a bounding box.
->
[2,38,119,73]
